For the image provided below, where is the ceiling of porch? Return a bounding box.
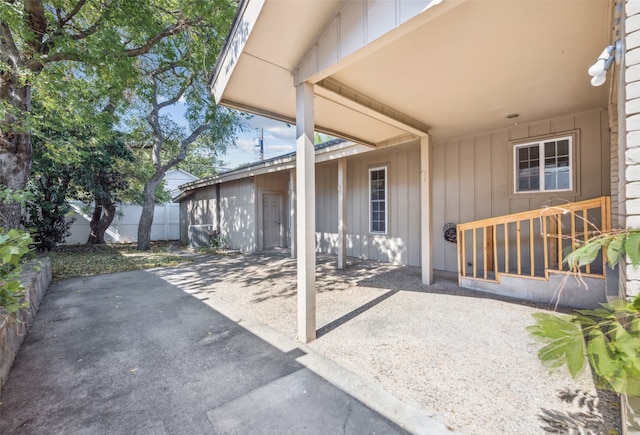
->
[213,0,612,145]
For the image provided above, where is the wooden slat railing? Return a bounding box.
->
[456,196,611,284]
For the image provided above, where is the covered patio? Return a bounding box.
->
[209,0,612,342]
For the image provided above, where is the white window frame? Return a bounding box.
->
[369,166,388,235]
[513,135,573,194]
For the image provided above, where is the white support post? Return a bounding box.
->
[420,135,433,285]
[337,158,347,269]
[289,168,296,258]
[296,82,316,343]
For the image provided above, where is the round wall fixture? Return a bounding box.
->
[443,223,457,243]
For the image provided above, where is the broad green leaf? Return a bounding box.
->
[587,329,616,378]
[625,231,640,266]
[606,233,626,268]
[565,334,587,377]
[529,313,581,339]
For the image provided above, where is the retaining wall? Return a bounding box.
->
[0,259,52,396]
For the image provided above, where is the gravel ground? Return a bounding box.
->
[153,250,622,435]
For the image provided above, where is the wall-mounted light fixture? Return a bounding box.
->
[588,40,621,87]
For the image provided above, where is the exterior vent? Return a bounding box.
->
[188,225,213,248]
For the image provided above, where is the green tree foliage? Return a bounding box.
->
[0,0,238,228]
[528,229,640,397]
[24,78,133,249]
[0,188,32,313]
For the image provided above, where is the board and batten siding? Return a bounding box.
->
[182,179,257,253]
[315,142,422,266]
[184,185,217,229]
[432,108,611,272]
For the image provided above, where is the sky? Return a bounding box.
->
[166,100,335,173]
[222,115,297,170]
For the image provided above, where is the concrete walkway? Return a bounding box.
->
[0,268,453,434]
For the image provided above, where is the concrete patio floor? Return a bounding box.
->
[151,250,621,435]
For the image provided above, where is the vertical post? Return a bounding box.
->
[337,158,347,269]
[420,135,433,285]
[485,225,494,273]
[289,169,296,258]
[296,82,316,343]
[258,127,264,161]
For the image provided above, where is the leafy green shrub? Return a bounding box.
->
[528,229,640,397]
[0,188,35,314]
[24,178,74,252]
[528,297,640,396]
[0,228,33,313]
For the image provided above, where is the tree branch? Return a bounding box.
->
[161,123,211,173]
[125,17,203,58]
[157,75,194,111]
[58,0,89,27]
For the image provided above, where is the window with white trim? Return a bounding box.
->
[514,136,572,193]
[369,166,387,234]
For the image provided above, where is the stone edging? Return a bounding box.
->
[0,258,52,394]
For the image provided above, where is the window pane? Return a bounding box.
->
[530,176,539,190]
[530,147,539,159]
[519,177,529,191]
[518,148,528,161]
[557,171,570,189]
[558,156,569,168]
[545,142,556,158]
[545,173,556,190]
[557,139,569,156]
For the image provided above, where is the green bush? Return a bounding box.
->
[0,188,34,313]
[528,229,640,397]
[0,228,33,313]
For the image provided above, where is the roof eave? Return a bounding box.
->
[208,0,265,104]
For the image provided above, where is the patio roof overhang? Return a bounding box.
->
[210,0,611,147]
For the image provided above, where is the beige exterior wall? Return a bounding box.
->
[184,185,218,229]
[182,173,291,253]
[181,110,609,270]
[315,142,422,266]
[432,109,611,272]
[182,179,257,253]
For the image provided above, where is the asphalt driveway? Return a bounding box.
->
[0,268,450,434]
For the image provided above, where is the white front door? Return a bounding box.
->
[263,193,282,249]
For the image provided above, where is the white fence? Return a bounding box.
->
[65,202,181,245]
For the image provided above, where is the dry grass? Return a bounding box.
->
[48,242,192,281]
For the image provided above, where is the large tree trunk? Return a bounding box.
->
[137,175,163,250]
[0,71,33,229]
[87,201,116,244]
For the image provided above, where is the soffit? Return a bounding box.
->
[217,0,611,144]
